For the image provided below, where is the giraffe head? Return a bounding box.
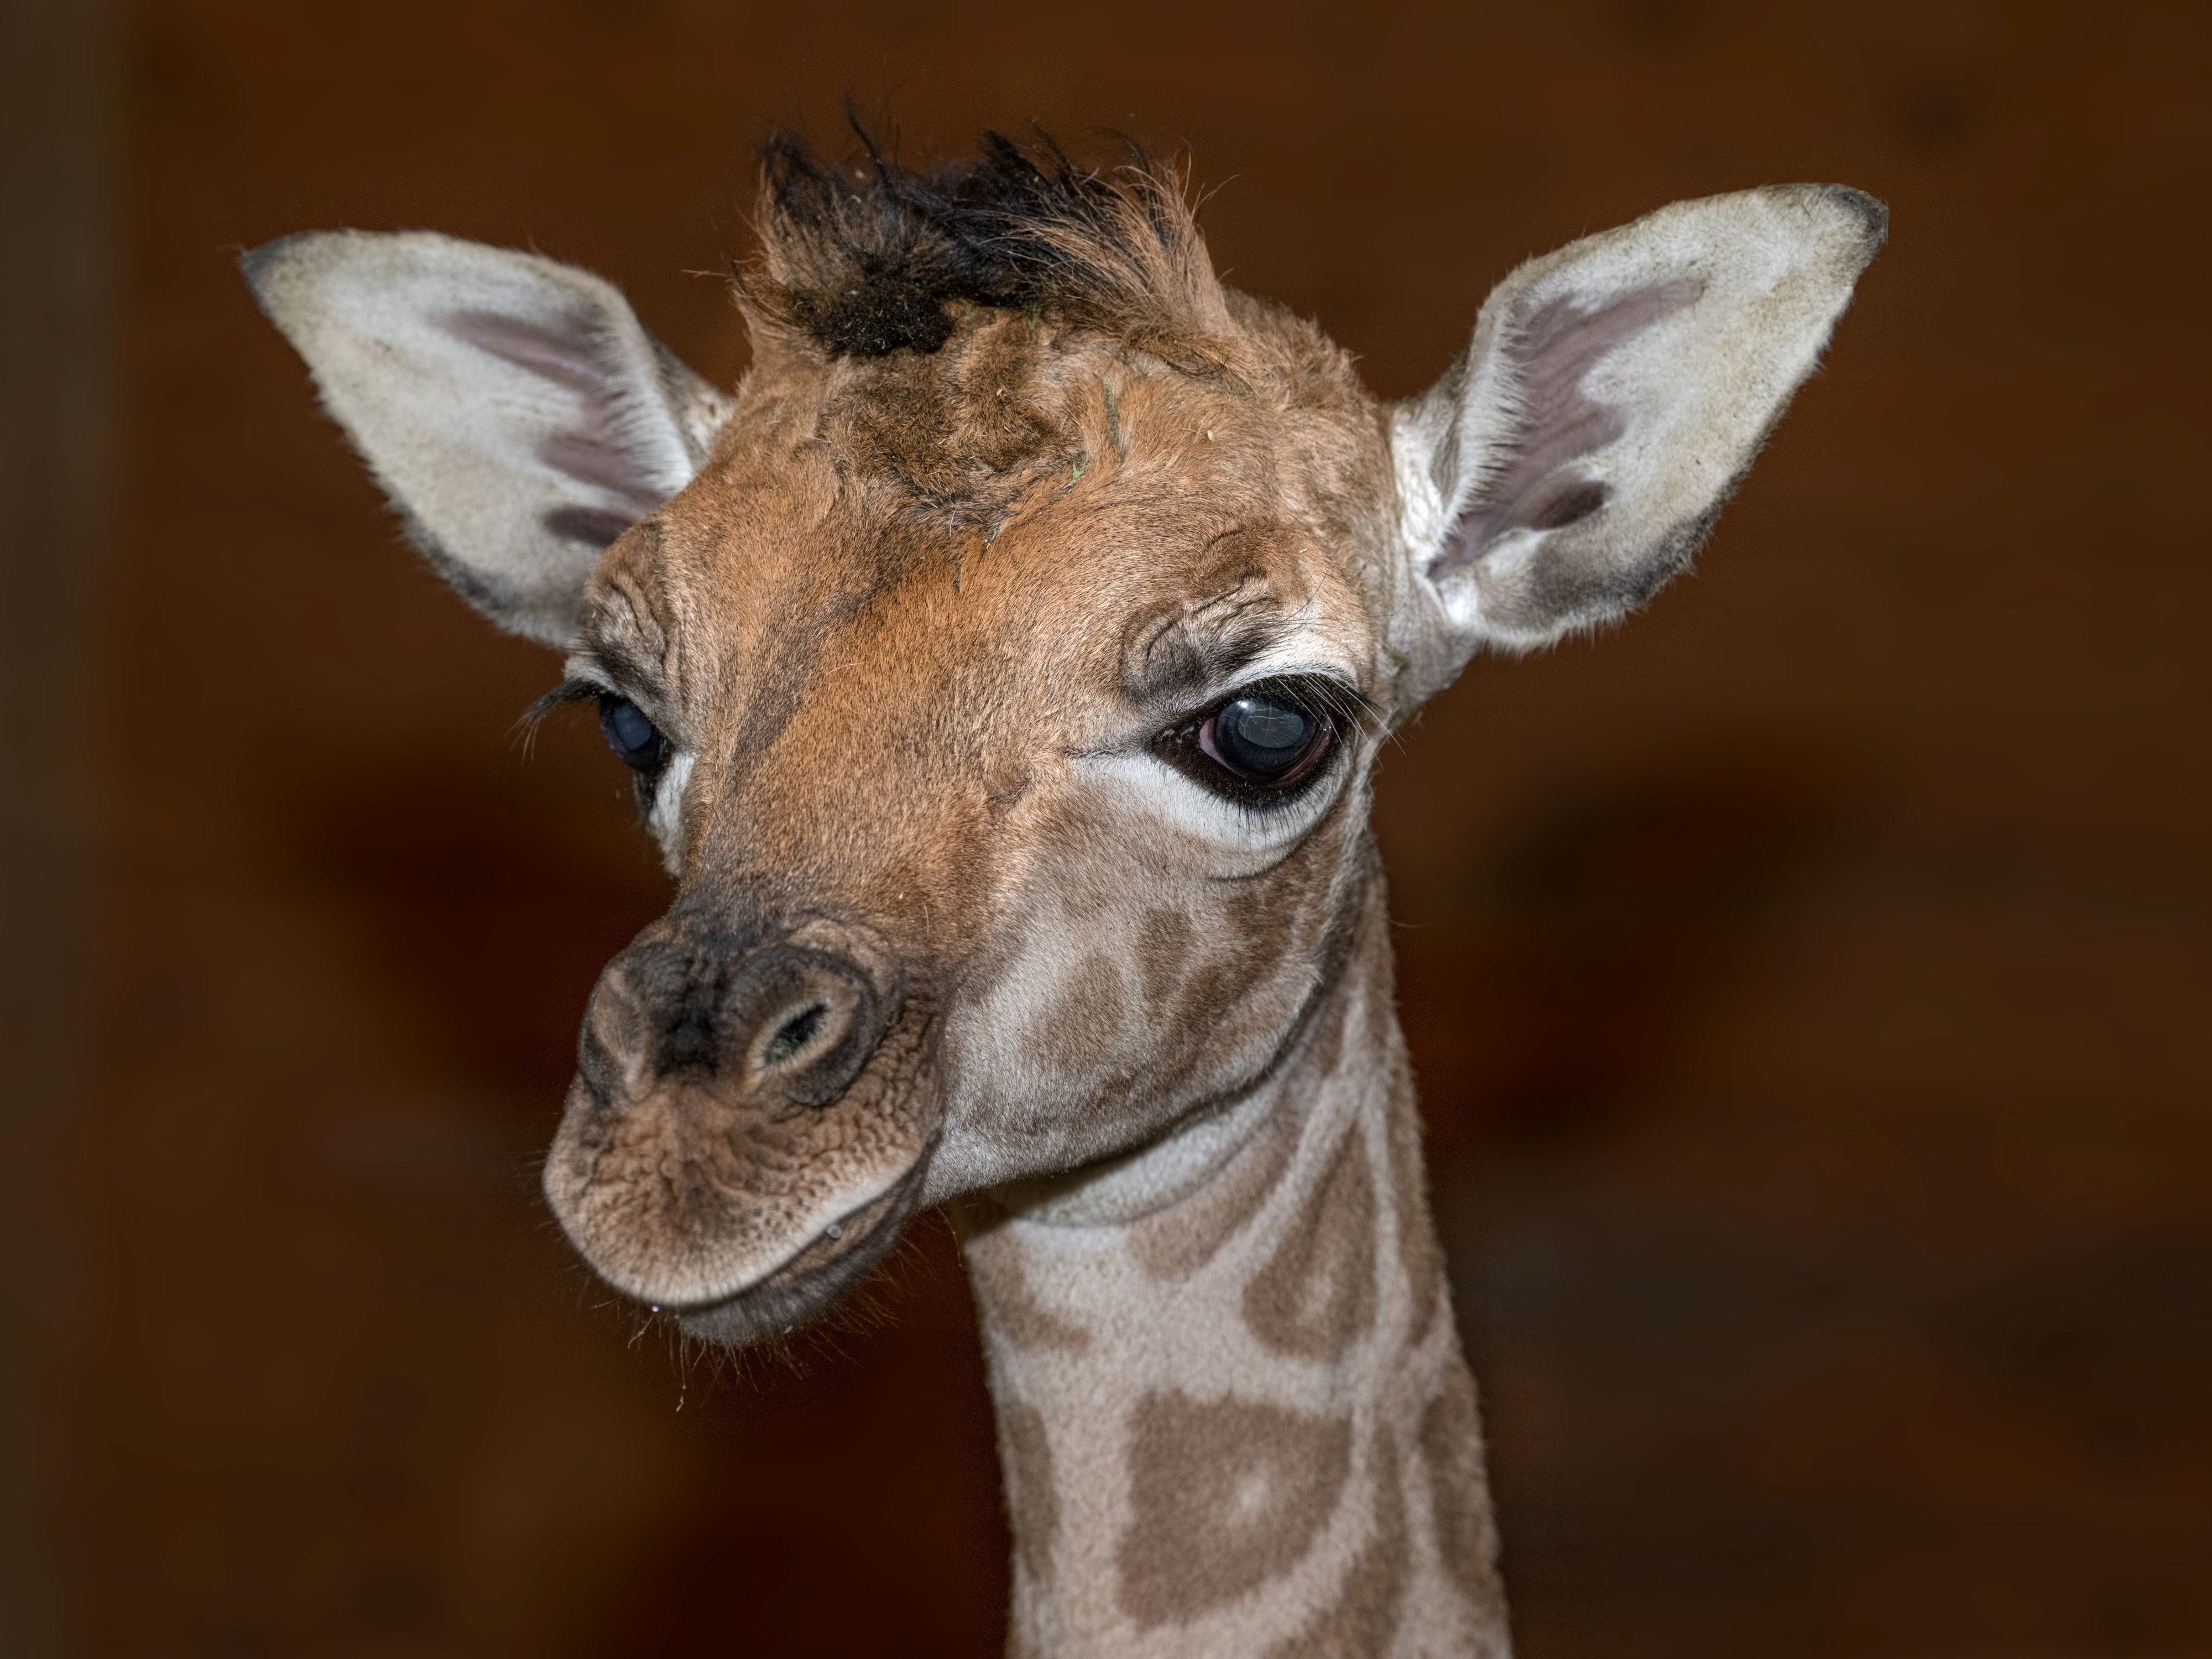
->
[247,135,1881,1343]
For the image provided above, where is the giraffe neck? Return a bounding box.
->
[959,875,1512,1658]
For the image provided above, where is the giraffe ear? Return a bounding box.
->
[244,230,731,649]
[1386,185,1884,703]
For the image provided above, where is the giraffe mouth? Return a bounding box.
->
[668,1147,935,1345]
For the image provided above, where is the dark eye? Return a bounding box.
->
[1150,678,1340,805]
[597,695,667,772]
[1208,694,1319,780]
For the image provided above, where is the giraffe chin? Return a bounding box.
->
[668,1151,934,1348]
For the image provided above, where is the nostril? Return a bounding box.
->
[758,1000,831,1071]
[596,935,887,1107]
[735,956,881,1108]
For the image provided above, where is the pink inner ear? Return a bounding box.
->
[1433,278,1702,577]
[441,307,667,550]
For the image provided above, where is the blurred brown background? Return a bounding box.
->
[2,1,2206,1655]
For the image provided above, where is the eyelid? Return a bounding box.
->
[522,671,687,764]
[1176,669,1373,733]
[566,646,671,707]
[567,657,681,733]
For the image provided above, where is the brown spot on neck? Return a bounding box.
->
[998,1401,1060,1588]
[1383,1040,1449,1349]
[965,1215,1092,1355]
[1264,1429,1411,1657]
[1420,1366,1507,1622]
[1116,1391,1354,1628]
[1128,1088,1302,1280]
[1243,1123,1380,1361]
[1128,872,1379,1282]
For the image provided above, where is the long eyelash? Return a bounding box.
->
[1298,677,1382,735]
[513,678,602,758]
[1171,673,1376,734]
[1235,674,1378,742]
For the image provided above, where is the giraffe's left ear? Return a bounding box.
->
[1386,185,1885,705]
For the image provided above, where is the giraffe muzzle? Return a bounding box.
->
[540,916,942,1338]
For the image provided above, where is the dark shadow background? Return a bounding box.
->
[3,2,2206,1655]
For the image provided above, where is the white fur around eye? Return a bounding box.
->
[1082,737,1356,870]
[1080,658,1369,864]
[648,750,695,870]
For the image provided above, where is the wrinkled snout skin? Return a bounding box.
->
[535,302,1396,1343]
[542,911,940,1343]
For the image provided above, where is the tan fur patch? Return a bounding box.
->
[1242,1125,1379,1360]
[1135,906,1194,1013]
[999,1400,1060,1587]
[1264,1430,1411,1657]
[1129,1095,1300,1280]
[1224,881,1299,986]
[1419,1366,1506,1616]
[1028,951,1128,1073]
[966,1222,1091,1355]
[1385,1060,1449,1349]
[1303,948,1355,1084]
[1117,1391,1354,1627]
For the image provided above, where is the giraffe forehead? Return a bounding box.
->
[604,306,1389,729]
[639,432,1374,748]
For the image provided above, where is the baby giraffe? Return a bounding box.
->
[247,134,1881,1656]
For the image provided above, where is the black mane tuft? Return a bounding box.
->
[744,123,1217,362]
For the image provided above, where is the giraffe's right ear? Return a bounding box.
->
[244,231,731,649]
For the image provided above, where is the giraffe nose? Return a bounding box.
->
[579,935,888,1112]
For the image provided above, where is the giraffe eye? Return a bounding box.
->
[1207,693,1320,781]
[1149,677,1339,805]
[597,695,667,771]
